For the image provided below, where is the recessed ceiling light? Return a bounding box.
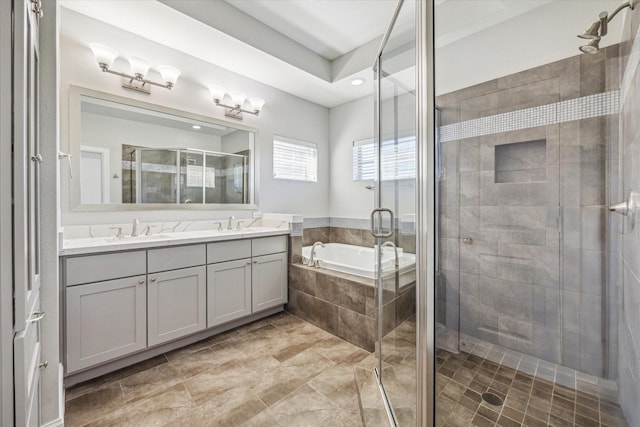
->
[192,125,201,130]
[351,78,365,86]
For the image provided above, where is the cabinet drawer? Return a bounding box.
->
[207,239,251,264]
[252,236,287,257]
[148,244,206,273]
[66,251,146,286]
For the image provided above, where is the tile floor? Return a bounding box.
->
[435,349,629,427]
[64,312,377,427]
[65,311,631,427]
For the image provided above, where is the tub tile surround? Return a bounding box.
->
[287,263,415,352]
[64,312,379,427]
[436,45,621,382]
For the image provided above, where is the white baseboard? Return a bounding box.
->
[41,363,65,427]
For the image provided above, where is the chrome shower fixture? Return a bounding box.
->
[578,0,635,54]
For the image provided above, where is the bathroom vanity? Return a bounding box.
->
[60,228,288,385]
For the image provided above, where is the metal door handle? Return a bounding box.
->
[370,208,394,238]
[27,311,46,323]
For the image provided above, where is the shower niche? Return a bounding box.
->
[494,139,547,184]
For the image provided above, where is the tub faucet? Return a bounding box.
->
[307,241,326,267]
[382,241,399,268]
[227,216,236,230]
[131,218,140,237]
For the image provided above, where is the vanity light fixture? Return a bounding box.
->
[89,43,180,94]
[209,85,265,120]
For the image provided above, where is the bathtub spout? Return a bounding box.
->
[307,241,326,267]
[382,241,399,268]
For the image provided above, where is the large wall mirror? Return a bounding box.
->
[68,86,256,210]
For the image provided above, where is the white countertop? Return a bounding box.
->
[60,227,290,256]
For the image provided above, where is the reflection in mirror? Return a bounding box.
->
[72,89,255,208]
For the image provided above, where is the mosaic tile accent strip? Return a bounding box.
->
[439,90,620,143]
[330,217,371,230]
[302,217,330,229]
[290,221,303,237]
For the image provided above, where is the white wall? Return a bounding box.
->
[328,95,374,219]
[328,92,416,220]
[60,7,329,225]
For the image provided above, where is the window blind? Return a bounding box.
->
[273,136,317,182]
[353,136,416,181]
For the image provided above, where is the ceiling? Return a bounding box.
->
[60,0,627,108]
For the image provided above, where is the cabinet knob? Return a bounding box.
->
[253,260,258,264]
[138,279,145,284]
[246,261,251,265]
[150,278,156,282]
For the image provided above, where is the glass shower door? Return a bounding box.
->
[373,1,417,424]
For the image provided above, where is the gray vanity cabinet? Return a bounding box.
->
[207,259,252,327]
[148,266,207,346]
[147,245,207,346]
[252,237,288,312]
[66,275,147,373]
[252,253,288,312]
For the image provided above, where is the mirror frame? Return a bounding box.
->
[68,85,258,211]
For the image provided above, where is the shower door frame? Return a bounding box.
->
[373,0,435,426]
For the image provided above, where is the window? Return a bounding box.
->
[273,136,317,182]
[352,136,416,181]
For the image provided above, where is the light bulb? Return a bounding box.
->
[249,97,265,114]
[127,56,150,78]
[209,85,227,102]
[229,92,246,107]
[89,43,119,70]
[156,65,180,88]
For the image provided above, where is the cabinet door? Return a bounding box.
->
[66,275,147,373]
[148,266,206,346]
[207,259,252,327]
[252,252,288,313]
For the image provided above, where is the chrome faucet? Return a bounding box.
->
[307,241,325,267]
[382,241,399,268]
[227,216,236,230]
[131,218,140,237]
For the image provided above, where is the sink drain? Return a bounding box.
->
[481,392,504,406]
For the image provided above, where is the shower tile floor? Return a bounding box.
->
[64,312,378,427]
[435,349,629,427]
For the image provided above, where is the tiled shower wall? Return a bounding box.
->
[617,8,640,426]
[436,46,620,379]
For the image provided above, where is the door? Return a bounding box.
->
[13,0,43,425]
[252,252,287,313]
[207,259,252,327]
[148,266,207,346]
[80,146,110,203]
[372,0,418,425]
[66,276,147,373]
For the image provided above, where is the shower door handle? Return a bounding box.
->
[370,208,394,238]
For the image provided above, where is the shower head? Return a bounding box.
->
[578,21,601,39]
[578,0,635,53]
[580,38,601,54]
